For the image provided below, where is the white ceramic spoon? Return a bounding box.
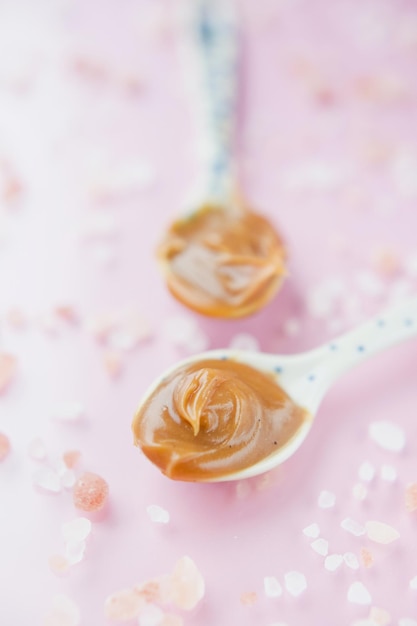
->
[136,296,417,481]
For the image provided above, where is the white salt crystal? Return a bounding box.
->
[146,504,170,524]
[53,401,85,422]
[229,333,259,352]
[399,620,417,626]
[284,571,307,597]
[311,538,329,556]
[137,603,165,626]
[409,575,417,590]
[60,469,76,489]
[368,420,405,452]
[318,490,336,509]
[343,552,360,570]
[264,576,282,598]
[62,518,92,544]
[341,518,365,536]
[369,606,391,626]
[324,554,343,571]
[169,556,205,610]
[44,594,80,626]
[358,461,375,482]
[365,520,400,544]
[347,581,372,605]
[380,464,397,482]
[352,483,368,501]
[32,467,62,493]
[302,523,320,539]
[65,540,86,565]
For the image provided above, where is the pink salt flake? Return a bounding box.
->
[28,438,47,461]
[264,576,283,598]
[43,594,80,626]
[62,517,92,544]
[365,520,400,544]
[318,490,336,508]
[48,554,70,575]
[324,554,343,572]
[240,591,258,606]
[302,523,320,539]
[347,581,372,605]
[54,305,79,325]
[0,353,17,393]
[284,571,307,597]
[134,580,163,604]
[168,556,205,610]
[343,552,360,570]
[405,483,417,512]
[103,350,123,378]
[0,432,11,461]
[368,606,391,625]
[63,450,81,469]
[104,588,146,621]
[73,471,109,512]
[311,538,329,556]
[360,548,374,569]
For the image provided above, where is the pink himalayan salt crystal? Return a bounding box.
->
[360,548,374,568]
[63,450,81,469]
[365,520,400,544]
[369,606,391,625]
[240,591,258,606]
[103,350,123,378]
[62,517,92,544]
[168,556,205,610]
[0,432,11,461]
[73,471,109,512]
[104,588,146,621]
[405,483,417,512]
[54,305,79,324]
[44,594,80,626]
[0,353,17,393]
[134,580,164,604]
[48,554,70,575]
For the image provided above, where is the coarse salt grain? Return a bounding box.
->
[347,581,372,605]
[146,504,170,524]
[318,490,336,509]
[0,432,11,461]
[365,520,400,544]
[137,604,165,626]
[73,471,109,512]
[368,420,405,452]
[240,591,258,606]
[32,467,62,493]
[380,464,397,482]
[62,517,92,544]
[264,576,282,598]
[168,556,205,610]
[344,552,360,570]
[43,594,80,626]
[324,554,343,572]
[65,540,86,565]
[48,554,70,575]
[353,483,368,501]
[104,588,146,621]
[311,538,329,556]
[405,483,417,512]
[60,469,76,489]
[284,571,307,597]
[409,576,417,590]
[358,461,375,482]
[341,518,366,536]
[360,548,374,568]
[0,353,17,393]
[302,523,320,538]
[368,606,391,625]
[63,450,81,469]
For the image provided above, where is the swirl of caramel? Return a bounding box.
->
[132,359,307,481]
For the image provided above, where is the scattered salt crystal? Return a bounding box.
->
[353,484,368,501]
[0,432,11,461]
[65,540,86,565]
[135,580,163,604]
[137,604,165,626]
[28,438,47,461]
[318,490,336,508]
[168,556,205,610]
[302,523,320,538]
[283,318,300,337]
[409,576,417,590]
[358,461,375,482]
[63,450,81,469]
[264,576,282,598]
[62,518,92,544]
[73,471,109,512]
[240,591,258,606]
[33,467,62,493]
[104,588,145,620]
[53,401,85,422]
[284,571,307,597]
[344,552,360,570]
[369,420,405,452]
[60,468,76,489]
[311,538,329,556]
[380,464,397,482]
[85,313,116,341]
[341,518,365,536]
[347,581,372,605]
[365,520,400,544]
[147,504,170,524]
[360,548,374,568]
[399,620,417,626]
[368,606,391,625]
[405,483,417,512]
[324,554,343,571]
[48,554,70,575]
[229,333,259,351]
[0,353,17,393]
[103,350,123,378]
[159,615,184,626]
[43,594,80,626]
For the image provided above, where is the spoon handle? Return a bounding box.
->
[186,0,239,204]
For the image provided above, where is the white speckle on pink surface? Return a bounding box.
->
[353,483,368,501]
[302,523,320,538]
[60,468,76,489]
[341,518,365,536]
[324,554,343,571]
[62,518,92,544]
[368,420,405,452]
[311,538,329,557]
[27,437,47,461]
[146,504,170,524]
[32,466,62,493]
[263,576,282,598]
[0,352,17,393]
[358,461,375,482]
[399,620,417,626]
[368,606,391,625]
[405,483,417,512]
[0,432,11,461]
[43,594,80,626]
[229,332,259,351]
[380,464,397,482]
[104,588,146,621]
[343,553,360,570]
[168,556,205,610]
[65,540,86,565]
[365,520,400,544]
[53,401,85,422]
[347,581,372,605]
[284,571,307,597]
[137,603,164,626]
[318,490,336,509]
[409,576,417,590]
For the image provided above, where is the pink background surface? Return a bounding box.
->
[1,0,417,624]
